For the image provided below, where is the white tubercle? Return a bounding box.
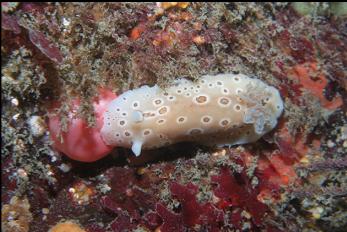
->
[131,140,143,156]
[101,73,284,156]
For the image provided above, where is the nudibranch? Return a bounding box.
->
[101,73,284,156]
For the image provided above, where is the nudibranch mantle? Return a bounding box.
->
[101,73,284,156]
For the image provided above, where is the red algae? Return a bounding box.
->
[1,13,21,34]
[276,30,315,64]
[109,213,136,232]
[99,166,160,230]
[212,167,268,227]
[168,182,224,230]
[143,211,162,231]
[155,203,185,232]
[28,29,64,64]
[169,182,201,226]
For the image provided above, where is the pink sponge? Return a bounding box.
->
[48,88,117,162]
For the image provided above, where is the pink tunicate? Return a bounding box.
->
[48,88,117,162]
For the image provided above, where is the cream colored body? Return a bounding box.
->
[101,74,284,156]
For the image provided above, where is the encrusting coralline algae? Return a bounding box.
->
[101,73,284,156]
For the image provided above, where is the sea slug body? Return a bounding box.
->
[101,73,284,156]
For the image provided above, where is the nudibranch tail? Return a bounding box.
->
[100,73,284,156]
